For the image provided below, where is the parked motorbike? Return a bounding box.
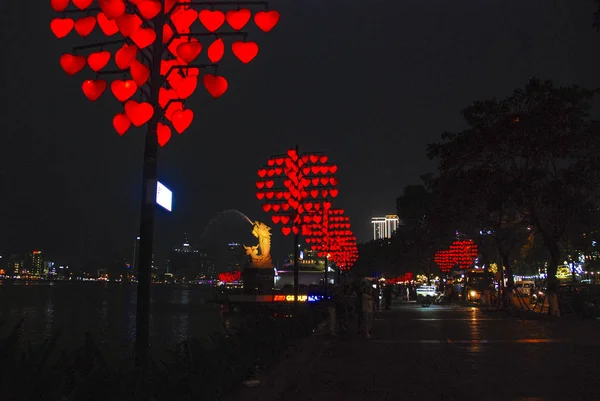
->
[420,293,449,307]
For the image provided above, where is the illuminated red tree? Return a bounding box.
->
[448,240,478,269]
[51,0,279,141]
[51,0,280,366]
[255,146,338,300]
[302,207,349,288]
[434,249,454,273]
[435,240,479,273]
[307,208,357,273]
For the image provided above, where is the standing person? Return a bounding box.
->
[355,281,364,334]
[362,282,374,339]
[328,285,340,336]
[343,285,354,332]
[383,284,393,310]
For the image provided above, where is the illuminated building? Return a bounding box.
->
[8,254,25,275]
[30,250,43,276]
[371,215,400,240]
[43,261,55,277]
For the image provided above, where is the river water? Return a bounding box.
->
[0,280,226,364]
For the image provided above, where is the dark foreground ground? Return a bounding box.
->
[230,302,600,401]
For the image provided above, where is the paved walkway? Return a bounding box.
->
[231,302,600,401]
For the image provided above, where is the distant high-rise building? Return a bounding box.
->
[227,242,250,271]
[132,236,140,276]
[43,260,54,277]
[168,234,213,279]
[371,215,400,240]
[30,250,43,276]
[8,254,25,276]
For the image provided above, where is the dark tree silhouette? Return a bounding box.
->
[429,78,600,315]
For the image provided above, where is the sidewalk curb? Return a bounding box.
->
[222,320,331,401]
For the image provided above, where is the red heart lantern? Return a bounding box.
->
[51,0,70,12]
[203,74,228,98]
[59,54,86,76]
[226,9,251,30]
[171,109,194,134]
[292,226,299,235]
[256,192,265,200]
[74,16,96,37]
[130,28,156,49]
[137,0,162,19]
[160,59,178,76]
[115,44,138,69]
[116,13,142,37]
[272,215,281,224]
[330,189,338,198]
[157,123,171,147]
[159,88,178,108]
[113,113,131,135]
[282,227,291,236]
[254,10,280,32]
[124,100,154,127]
[262,204,272,212]
[162,24,174,44]
[82,79,107,101]
[99,0,126,20]
[87,51,111,72]
[97,12,119,36]
[320,156,328,163]
[166,71,183,89]
[281,216,290,225]
[50,18,74,39]
[174,76,197,99]
[111,80,138,102]
[164,0,177,13]
[198,10,225,32]
[176,40,202,63]
[207,38,224,63]
[231,41,259,64]
[129,60,150,86]
[167,37,187,57]
[172,9,198,31]
[164,102,183,121]
[72,0,93,10]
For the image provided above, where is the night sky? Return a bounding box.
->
[1,1,599,271]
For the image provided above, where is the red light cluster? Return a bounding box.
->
[256,148,339,236]
[434,240,478,272]
[51,0,279,145]
[255,148,358,270]
[302,208,357,270]
[387,272,413,284]
[218,270,241,283]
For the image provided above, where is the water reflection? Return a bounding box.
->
[43,294,55,339]
[0,282,224,363]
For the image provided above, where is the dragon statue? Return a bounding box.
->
[244,221,273,268]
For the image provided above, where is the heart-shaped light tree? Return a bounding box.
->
[51,0,280,146]
[256,148,340,238]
